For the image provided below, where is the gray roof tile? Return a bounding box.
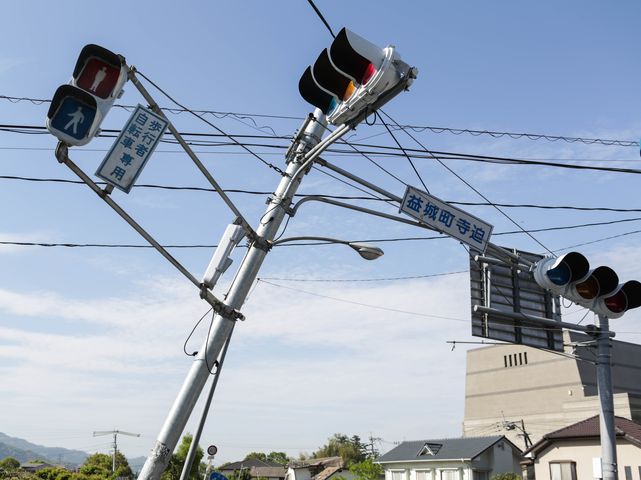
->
[376,436,507,462]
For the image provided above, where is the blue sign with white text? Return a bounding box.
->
[49,97,96,141]
[210,473,228,480]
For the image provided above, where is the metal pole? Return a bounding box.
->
[113,432,117,473]
[178,334,232,480]
[596,314,617,480]
[137,110,334,480]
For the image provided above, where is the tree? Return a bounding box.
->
[346,459,382,480]
[242,452,289,466]
[313,434,367,466]
[491,474,521,480]
[161,434,204,480]
[0,458,21,470]
[80,452,133,479]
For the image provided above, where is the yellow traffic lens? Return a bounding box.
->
[343,81,356,101]
[576,277,599,299]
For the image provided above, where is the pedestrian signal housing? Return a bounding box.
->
[533,252,641,318]
[298,27,417,126]
[46,44,127,146]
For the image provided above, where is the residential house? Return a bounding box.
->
[219,458,286,480]
[20,462,56,473]
[523,415,641,480]
[376,436,522,480]
[285,456,354,480]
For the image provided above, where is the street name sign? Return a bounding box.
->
[96,104,168,193]
[400,185,493,253]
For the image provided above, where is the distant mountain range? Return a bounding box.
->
[0,433,146,471]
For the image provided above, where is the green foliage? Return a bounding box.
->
[160,434,204,480]
[0,458,21,471]
[491,474,521,480]
[347,459,382,480]
[242,452,289,466]
[313,434,368,466]
[79,451,133,479]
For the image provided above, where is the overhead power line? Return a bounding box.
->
[1,95,637,148]
[3,219,641,250]
[2,123,641,175]
[2,174,641,213]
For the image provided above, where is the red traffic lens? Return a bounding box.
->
[604,290,627,313]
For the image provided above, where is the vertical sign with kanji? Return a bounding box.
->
[96,105,168,193]
[399,185,494,253]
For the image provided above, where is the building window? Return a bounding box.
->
[439,470,459,480]
[415,470,432,480]
[624,466,632,480]
[523,351,528,364]
[391,470,406,480]
[549,461,576,480]
[472,471,489,480]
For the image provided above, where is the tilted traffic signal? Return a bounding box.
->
[533,252,641,318]
[298,27,417,125]
[47,44,128,146]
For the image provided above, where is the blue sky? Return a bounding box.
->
[1,0,641,465]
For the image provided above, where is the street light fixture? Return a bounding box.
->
[271,236,383,261]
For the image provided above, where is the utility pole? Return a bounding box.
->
[137,111,335,480]
[596,315,617,480]
[93,430,141,473]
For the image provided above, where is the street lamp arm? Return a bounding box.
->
[272,236,383,261]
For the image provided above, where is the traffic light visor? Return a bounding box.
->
[329,28,384,86]
[313,49,355,101]
[299,66,338,115]
[546,252,590,285]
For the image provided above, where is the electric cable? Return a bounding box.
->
[2,95,637,147]
[133,70,287,176]
[379,109,556,256]
[2,173,641,214]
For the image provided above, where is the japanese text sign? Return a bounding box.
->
[400,185,493,253]
[95,105,168,193]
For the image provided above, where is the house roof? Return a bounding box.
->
[250,466,287,478]
[376,436,518,463]
[220,459,282,471]
[289,457,343,469]
[525,415,641,456]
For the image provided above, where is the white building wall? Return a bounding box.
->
[532,439,641,480]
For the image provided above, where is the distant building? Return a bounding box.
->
[376,436,522,480]
[522,415,641,480]
[219,458,286,480]
[463,330,641,448]
[285,457,354,480]
[20,462,56,473]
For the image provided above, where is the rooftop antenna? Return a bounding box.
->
[93,430,141,472]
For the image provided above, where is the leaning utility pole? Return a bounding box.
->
[137,111,336,480]
[93,430,141,473]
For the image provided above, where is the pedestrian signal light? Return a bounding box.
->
[533,252,641,318]
[46,44,127,146]
[298,27,417,126]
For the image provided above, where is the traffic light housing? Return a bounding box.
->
[46,44,127,146]
[532,252,641,318]
[298,27,417,126]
